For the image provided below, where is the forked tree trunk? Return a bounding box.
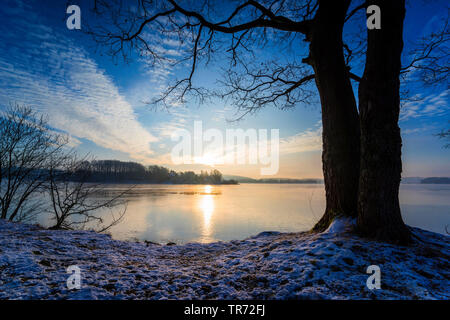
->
[308,0,361,231]
[357,0,411,244]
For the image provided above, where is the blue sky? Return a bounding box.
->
[0,0,448,178]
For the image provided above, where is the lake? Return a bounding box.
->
[61,183,449,244]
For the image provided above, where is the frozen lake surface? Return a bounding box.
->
[40,183,450,244]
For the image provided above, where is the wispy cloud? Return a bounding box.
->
[0,1,157,162]
[279,123,322,154]
[153,120,188,138]
[139,31,188,86]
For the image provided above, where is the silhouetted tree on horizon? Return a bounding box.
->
[0,105,67,222]
[47,154,128,231]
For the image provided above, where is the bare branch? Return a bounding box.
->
[88,0,318,112]
[401,15,449,86]
[46,153,131,232]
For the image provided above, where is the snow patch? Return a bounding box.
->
[324,217,356,234]
[0,219,448,300]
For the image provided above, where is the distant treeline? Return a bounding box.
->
[401,177,450,184]
[420,177,450,184]
[71,160,238,184]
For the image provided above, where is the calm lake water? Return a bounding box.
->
[63,183,450,244]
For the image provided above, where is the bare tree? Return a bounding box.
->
[357,0,411,243]
[0,104,67,222]
[88,0,361,235]
[47,153,129,232]
[0,104,130,231]
[88,0,448,243]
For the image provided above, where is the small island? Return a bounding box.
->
[63,160,238,185]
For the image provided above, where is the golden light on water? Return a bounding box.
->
[204,185,212,194]
[199,187,215,242]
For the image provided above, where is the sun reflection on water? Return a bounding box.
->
[199,186,215,242]
[204,185,212,194]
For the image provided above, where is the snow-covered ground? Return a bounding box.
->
[0,218,448,299]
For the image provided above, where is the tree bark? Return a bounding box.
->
[309,0,361,232]
[357,0,411,244]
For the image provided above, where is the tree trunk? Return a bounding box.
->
[308,0,361,231]
[357,0,411,244]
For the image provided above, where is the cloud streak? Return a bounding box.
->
[279,123,322,155]
[0,1,157,162]
[401,90,449,121]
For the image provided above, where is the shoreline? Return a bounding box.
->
[0,219,448,299]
